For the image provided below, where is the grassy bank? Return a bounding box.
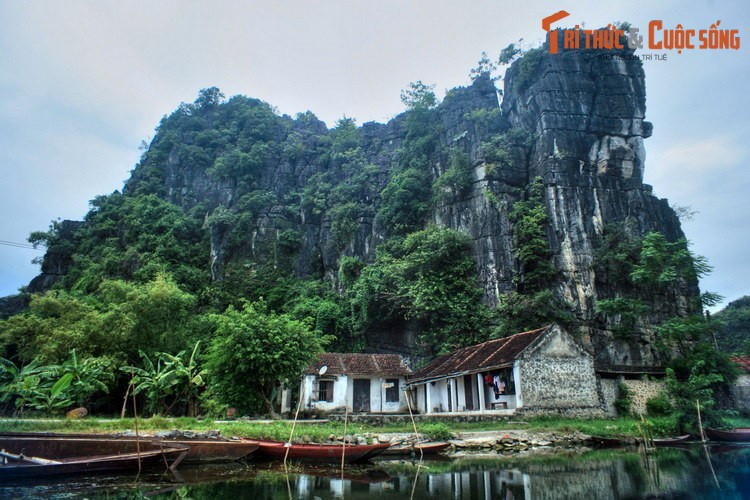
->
[0,416,724,441]
[2,416,748,441]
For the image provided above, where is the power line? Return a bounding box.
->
[0,239,46,251]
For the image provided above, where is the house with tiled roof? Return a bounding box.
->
[730,356,750,410]
[297,353,412,414]
[406,324,604,416]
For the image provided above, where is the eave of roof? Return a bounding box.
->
[305,353,412,377]
[407,326,551,384]
[730,356,750,373]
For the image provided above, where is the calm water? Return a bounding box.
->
[2,445,749,499]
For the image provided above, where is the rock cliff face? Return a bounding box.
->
[19,40,698,367]
[499,44,694,367]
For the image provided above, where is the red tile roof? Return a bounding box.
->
[731,356,750,373]
[305,353,412,377]
[408,326,551,383]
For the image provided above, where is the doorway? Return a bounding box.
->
[353,379,371,412]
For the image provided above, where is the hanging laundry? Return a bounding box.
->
[492,374,501,397]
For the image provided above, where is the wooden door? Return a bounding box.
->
[464,375,475,410]
[353,379,371,412]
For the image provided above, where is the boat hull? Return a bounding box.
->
[705,428,750,443]
[0,433,258,463]
[381,442,450,456]
[652,435,692,446]
[255,440,390,463]
[0,440,187,479]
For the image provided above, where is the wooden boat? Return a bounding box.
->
[0,436,187,479]
[652,435,692,446]
[160,437,259,463]
[0,432,259,464]
[381,441,451,456]
[254,439,391,463]
[589,435,636,447]
[704,428,750,443]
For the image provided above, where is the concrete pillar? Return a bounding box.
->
[450,379,458,412]
[477,373,486,411]
[426,383,432,414]
[513,364,523,409]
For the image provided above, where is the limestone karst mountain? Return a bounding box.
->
[7,39,699,366]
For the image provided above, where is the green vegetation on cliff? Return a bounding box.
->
[0,47,728,420]
[713,296,750,354]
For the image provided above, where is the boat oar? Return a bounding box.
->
[0,450,62,465]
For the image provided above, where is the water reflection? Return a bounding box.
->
[2,445,748,499]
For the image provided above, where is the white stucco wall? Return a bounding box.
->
[303,374,407,413]
[302,374,348,411]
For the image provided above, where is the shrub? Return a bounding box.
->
[421,422,452,441]
[646,393,673,417]
[614,383,633,416]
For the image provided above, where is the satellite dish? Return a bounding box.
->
[319,365,328,376]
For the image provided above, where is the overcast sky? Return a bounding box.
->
[1,0,747,310]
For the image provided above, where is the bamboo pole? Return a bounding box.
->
[284,381,305,467]
[696,399,706,443]
[131,372,141,472]
[121,382,131,419]
[696,399,721,488]
[406,388,423,460]
[340,402,348,475]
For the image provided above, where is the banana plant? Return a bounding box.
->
[0,358,73,415]
[158,341,206,416]
[29,372,74,413]
[121,351,173,416]
[62,350,115,407]
[120,341,206,416]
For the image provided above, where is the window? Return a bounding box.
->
[318,380,334,402]
[385,378,400,403]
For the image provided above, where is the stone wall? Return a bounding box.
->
[731,374,750,411]
[622,379,666,415]
[599,378,619,417]
[328,413,521,425]
[517,325,605,417]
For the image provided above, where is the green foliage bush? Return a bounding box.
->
[646,393,673,417]
[378,167,432,236]
[205,301,330,416]
[350,227,491,355]
[614,383,633,416]
[510,177,555,293]
[420,422,452,441]
[492,290,572,338]
[712,296,750,354]
[433,149,473,202]
[513,47,545,91]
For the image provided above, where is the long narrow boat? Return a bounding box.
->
[589,435,636,447]
[381,441,451,456]
[254,439,390,463]
[651,435,692,446]
[0,432,259,464]
[704,428,750,443]
[0,438,187,479]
